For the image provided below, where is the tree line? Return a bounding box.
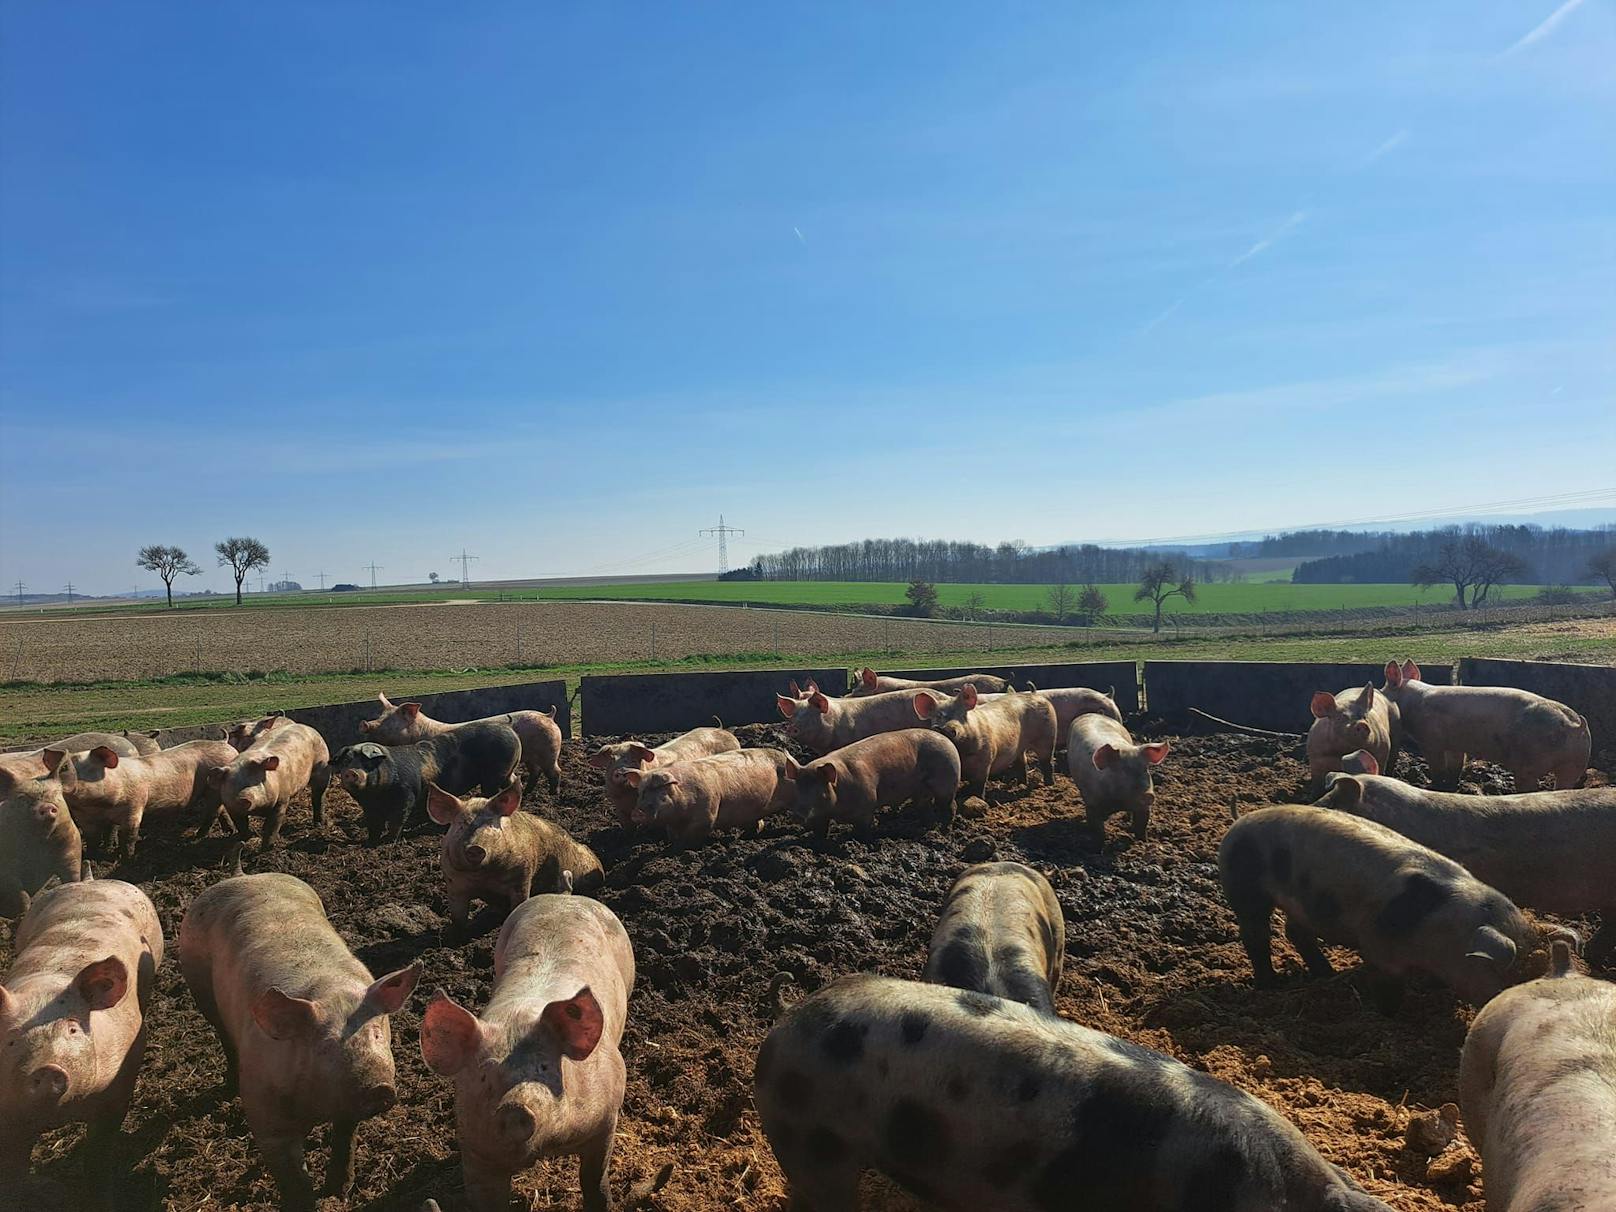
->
[1290,524,1615,587]
[739,538,1233,585]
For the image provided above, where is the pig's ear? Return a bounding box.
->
[421,991,484,1075]
[776,695,798,718]
[1092,744,1119,770]
[251,987,322,1040]
[1357,683,1376,710]
[206,765,228,787]
[491,784,522,817]
[1466,924,1517,970]
[424,782,464,825]
[91,746,121,768]
[804,679,819,696]
[74,956,129,1011]
[540,985,605,1061]
[788,680,802,697]
[1142,742,1170,766]
[809,692,830,714]
[1401,660,1421,683]
[913,692,938,719]
[401,703,422,719]
[620,769,643,789]
[823,762,839,786]
[1309,692,1336,719]
[378,692,394,708]
[861,668,878,689]
[0,984,15,1023]
[782,758,800,781]
[630,744,656,762]
[586,747,615,769]
[255,755,281,772]
[961,684,978,709]
[1355,751,1380,776]
[364,962,421,1014]
[1323,773,1365,808]
[39,749,68,779]
[1384,661,1402,688]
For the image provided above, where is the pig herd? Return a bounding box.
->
[1,659,1612,1211]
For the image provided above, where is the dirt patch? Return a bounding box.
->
[6,727,1608,1211]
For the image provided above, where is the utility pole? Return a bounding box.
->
[62,582,76,604]
[451,550,479,588]
[700,515,745,573]
[279,570,293,591]
[365,561,384,590]
[316,570,328,590]
[255,573,266,594]
[12,580,24,606]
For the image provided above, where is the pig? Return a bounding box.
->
[1219,805,1544,1008]
[1380,659,1590,790]
[776,687,930,755]
[1018,685,1123,744]
[421,894,635,1212]
[913,684,1057,800]
[587,726,740,828]
[1315,759,1616,966]
[0,878,162,1202]
[426,781,605,935]
[1066,715,1170,844]
[846,667,1010,698]
[0,733,141,790]
[0,749,83,919]
[361,692,564,794]
[120,730,162,756]
[1458,939,1616,1212]
[177,872,419,1210]
[624,747,796,845]
[782,729,961,834]
[1306,683,1399,781]
[329,722,522,844]
[202,720,332,848]
[923,861,1064,1014]
[223,712,285,752]
[57,740,237,857]
[754,975,1391,1212]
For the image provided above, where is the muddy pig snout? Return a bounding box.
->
[497,1100,537,1146]
[27,1063,69,1104]
[32,801,58,823]
[462,843,488,866]
[360,1082,398,1117]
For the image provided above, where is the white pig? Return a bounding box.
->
[1066,715,1169,843]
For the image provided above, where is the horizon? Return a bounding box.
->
[3,3,1614,595]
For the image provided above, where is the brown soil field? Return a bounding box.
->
[0,601,1082,683]
[6,723,1609,1212]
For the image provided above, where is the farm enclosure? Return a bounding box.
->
[7,722,1608,1212]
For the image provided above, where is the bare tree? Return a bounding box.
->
[136,544,200,608]
[1586,548,1616,600]
[1078,583,1109,625]
[963,591,986,620]
[1135,562,1196,633]
[1412,537,1525,609]
[215,536,271,606]
[1047,581,1075,622]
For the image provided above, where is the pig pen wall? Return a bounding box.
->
[1142,660,1456,733]
[146,680,571,750]
[578,667,851,736]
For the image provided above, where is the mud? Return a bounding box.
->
[5,722,1608,1211]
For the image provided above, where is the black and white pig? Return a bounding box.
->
[923,861,1064,1014]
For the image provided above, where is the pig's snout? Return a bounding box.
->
[463,843,488,866]
[361,1082,398,1117]
[33,802,57,823]
[28,1063,69,1103]
[497,1102,536,1145]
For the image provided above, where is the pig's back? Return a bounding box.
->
[13,879,162,977]
[492,895,634,1039]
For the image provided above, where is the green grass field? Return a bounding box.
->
[24,579,1587,622]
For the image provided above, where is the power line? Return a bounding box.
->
[11,580,23,607]
[62,582,76,604]
[364,561,384,590]
[315,570,328,590]
[450,550,479,587]
[699,515,745,573]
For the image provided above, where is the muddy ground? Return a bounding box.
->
[7,722,1609,1212]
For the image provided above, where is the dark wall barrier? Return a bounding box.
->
[580,668,850,737]
[873,662,1140,714]
[1458,658,1616,761]
[1143,660,1455,733]
[147,680,571,750]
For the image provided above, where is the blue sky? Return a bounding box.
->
[2,2,1613,594]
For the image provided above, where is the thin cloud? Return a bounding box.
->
[1137,296,1187,336]
[792,226,806,245]
[1358,129,1410,169]
[1230,209,1308,268]
[1502,0,1587,56]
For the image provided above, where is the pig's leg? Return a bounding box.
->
[182,964,241,1094]
[1283,916,1333,979]
[546,762,561,796]
[122,807,144,859]
[1130,807,1150,841]
[260,798,287,848]
[256,1130,316,1212]
[1548,758,1586,791]
[1037,741,1055,785]
[1085,806,1109,848]
[1225,882,1278,988]
[386,804,406,844]
[463,1159,515,1212]
[578,1117,616,1212]
[446,885,473,938]
[309,763,330,829]
[324,1118,358,1198]
[82,1110,126,1209]
[782,1161,861,1212]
